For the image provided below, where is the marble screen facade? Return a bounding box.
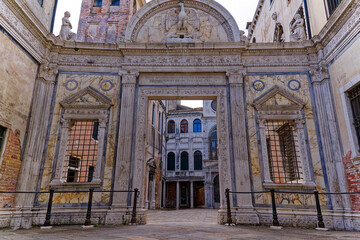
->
[0,0,359,230]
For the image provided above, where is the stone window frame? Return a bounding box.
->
[0,124,9,168]
[340,75,360,160]
[254,86,315,189]
[50,87,111,189]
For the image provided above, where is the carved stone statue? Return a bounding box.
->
[59,11,76,41]
[163,1,201,43]
[289,14,306,42]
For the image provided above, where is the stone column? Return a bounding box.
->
[310,66,351,211]
[190,181,194,208]
[15,64,58,210]
[258,119,273,184]
[226,70,253,208]
[112,71,138,207]
[176,181,180,209]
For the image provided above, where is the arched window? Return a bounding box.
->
[194,151,202,170]
[193,119,201,133]
[180,152,189,170]
[168,120,175,133]
[213,175,220,203]
[180,119,188,133]
[94,0,102,7]
[167,152,175,171]
[210,130,218,160]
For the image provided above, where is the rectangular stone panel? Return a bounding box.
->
[139,73,226,86]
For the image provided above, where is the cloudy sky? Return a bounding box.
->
[53,0,258,35]
[53,0,258,108]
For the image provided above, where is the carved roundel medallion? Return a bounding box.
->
[100,80,114,92]
[253,80,265,91]
[288,79,301,91]
[65,79,78,91]
[211,100,216,111]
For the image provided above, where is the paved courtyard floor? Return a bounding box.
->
[0,209,359,239]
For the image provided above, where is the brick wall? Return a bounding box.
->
[343,151,360,211]
[0,129,22,208]
[77,0,134,43]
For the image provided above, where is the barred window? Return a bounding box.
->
[0,126,6,152]
[327,0,343,15]
[265,120,303,184]
[64,120,99,183]
[349,85,360,151]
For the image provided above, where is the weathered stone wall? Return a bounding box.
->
[19,0,56,32]
[245,74,328,208]
[36,73,120,206]
[0,30,38,208]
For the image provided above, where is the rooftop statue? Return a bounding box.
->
[290,14,306,42]
[59,11,76,41]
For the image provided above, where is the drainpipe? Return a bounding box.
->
[303,0,312,39]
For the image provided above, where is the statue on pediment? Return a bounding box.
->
[290,14,306,42]
[59,11,76,41]
[164,1,201,43]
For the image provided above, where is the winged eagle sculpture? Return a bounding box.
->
[165,1,200,33]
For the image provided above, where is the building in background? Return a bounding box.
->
[164,100,219,209]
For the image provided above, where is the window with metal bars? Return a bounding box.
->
[327,0,343,16]
[0,126,6,152]
[65,120,99,183]
[265,120,303,184]
[349,85,360,152]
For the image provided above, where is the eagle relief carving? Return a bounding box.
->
[163,1,201,43]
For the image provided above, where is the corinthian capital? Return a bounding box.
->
[309,65,328,84]
[38,63,58,83]
[120,70,139,85]
[226,69,246,85]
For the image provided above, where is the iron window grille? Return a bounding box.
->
[180,151,189,170]
[0,126,6,151]
[180,119,188,133]
[194,151,203,170]
[168,120,175,134]
[64,120,99,183]
[265,120,303,184]
[349,85,360,152]
[193,119,201,133]
[327,0,343,16]
[167,152,175,171]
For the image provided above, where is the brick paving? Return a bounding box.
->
[0,209,359,239]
